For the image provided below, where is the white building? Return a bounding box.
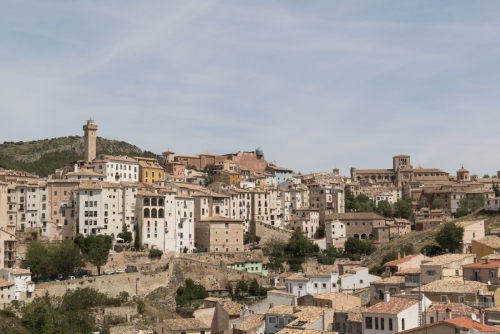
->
[339,267,380,292]
[305,266,339,294]
[0,268,34,301]
[174,195,195,255]
[285,273,309,298]
[93,155,139,183]
[485,197,500,211]
[362,294,431,334]
[325,219,346,250]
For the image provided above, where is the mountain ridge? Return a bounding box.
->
[0,136,156,177]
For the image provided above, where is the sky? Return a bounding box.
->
[1,1,500,176]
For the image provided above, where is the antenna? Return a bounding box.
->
[471,314,477,321]
[488,281,491,285]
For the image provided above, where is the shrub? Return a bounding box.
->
[149,249,163,258]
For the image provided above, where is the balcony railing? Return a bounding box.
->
[466,301,493,308]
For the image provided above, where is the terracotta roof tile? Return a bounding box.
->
[161,318,210,330]
[414,280,487,294]
[363,296,418,315]
[235,313,265,330]
[445,317,500,332]
[384,255,421,267]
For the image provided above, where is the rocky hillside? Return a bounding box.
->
[0,136,156,177]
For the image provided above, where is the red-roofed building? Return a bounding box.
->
[462,259,500,285]
[362,294,431,334]
[398,317,500,334]
[383,254,425,276]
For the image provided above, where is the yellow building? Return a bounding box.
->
[154,318,210,334]
[214,170,242,185]
[472,236,500,259]
[135,157,164,184]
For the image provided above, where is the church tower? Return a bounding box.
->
[83,119,98,162]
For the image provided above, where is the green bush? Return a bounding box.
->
[149,249,163,258]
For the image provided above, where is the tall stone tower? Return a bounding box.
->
[83,119,98,162]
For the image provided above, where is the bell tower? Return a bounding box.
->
[83,119,98,163]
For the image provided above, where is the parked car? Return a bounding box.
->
[115,269,125,274]
[66,276,75,280]
[103,270,113,275]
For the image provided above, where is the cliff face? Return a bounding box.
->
[0,136,155,177]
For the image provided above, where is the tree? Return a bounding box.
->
[380,251,398,265]
[244,234,261,245]
[23,241,53,278]
[418,196,429,209]
[400,243,415,256]
[117,224,133,243]
[285,230,318,257]
[176,279,208,306]
[344,237,363,255]
[355,194,377,213]
[236,279,248,292]
[420,244,443,257]
[493,181,500,197]
[78,235,112,275]
[393,198,413,219]
[345,189,356,211]
[432,198,446,210]
[435,222,464,253]
[483,174,490,178]
[51,240,85,277]
[377,200,393,218]
[248,279,260,296]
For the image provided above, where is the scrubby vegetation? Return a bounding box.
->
[0,136,155,177]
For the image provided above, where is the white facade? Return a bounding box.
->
[228,190,252,233]
[326,219,346,249]
[362,295,431,334]
[25,185,49,231]
[0,268,34,301]
[485,197,500,211]
[174,196,195,254]
[285,275,309,298]
[94,156,139,183]
[307,272,339,294]
[375,192,394,205]
[340,267,381,292]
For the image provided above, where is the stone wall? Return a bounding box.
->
[253,221,292,244]
[93,305,138,325]
[172,258,270,289]
[32,271,170,300]
[180,251,267,267]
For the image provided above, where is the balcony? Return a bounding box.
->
[466,301,494,308]
[470,276,483,282]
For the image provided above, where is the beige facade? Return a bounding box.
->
[420,253,475,284]
[326,212,385,240]
[195,216,244,253]
[288,207,320,239]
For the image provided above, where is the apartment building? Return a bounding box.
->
[288,207,319,239]
[93,155,139,183]
[195,215,244,253]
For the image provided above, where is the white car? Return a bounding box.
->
[103,270,113,275]
[115,269,125,274]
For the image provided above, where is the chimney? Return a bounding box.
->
[293,306,297,313]
[397,253,401,260]
[486,258,490,264]
[384,291,390,303]
[480,310,485,324]
[445,308,452,320]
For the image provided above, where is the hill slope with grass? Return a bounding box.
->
[364,209,500,267]
[0,136,156,177]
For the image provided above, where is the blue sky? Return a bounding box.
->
[1,1,500,176]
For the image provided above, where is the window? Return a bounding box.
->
[426,270,436,276]
[375,317,379,330]
[314,283,318,288]
[322,283,326,288]
[269,316,276,323]
[366,317,373,329]
[389,318,393,331]
[402,318,405,331]
[381,318,384,330]
[441,295,448,302]
[491,271,496,278]
[459,296,465,303]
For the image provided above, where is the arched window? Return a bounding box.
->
[158,209,164,218]
[353,234,360,240]
[144,198,150,206]
[158,198,164,206]
[151,208,157,218]
[151,198,158,206]
[144,208,150,218]
[369,234,374,239]
[361,233,367,239]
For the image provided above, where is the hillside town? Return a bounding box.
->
[1,119,500,334]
